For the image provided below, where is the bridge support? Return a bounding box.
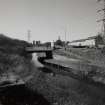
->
[45,51,53,59]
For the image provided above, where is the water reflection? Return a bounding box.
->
[32,53,43,67]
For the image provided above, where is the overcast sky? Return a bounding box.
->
[0,0,103,42]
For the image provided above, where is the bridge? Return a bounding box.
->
[25,46,53,59]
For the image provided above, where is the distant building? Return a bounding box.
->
[32,40,41,46]
[36,41,41,46]
[33,40,36,46]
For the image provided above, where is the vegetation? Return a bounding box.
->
[0,34,32,75]
[0,34,50,105]
[0,34,32,56]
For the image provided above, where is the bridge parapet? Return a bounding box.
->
[25,46,53,52]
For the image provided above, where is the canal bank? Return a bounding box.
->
[27,53,105,105]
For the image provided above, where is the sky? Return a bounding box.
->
[0,0,103,42]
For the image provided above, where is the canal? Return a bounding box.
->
[32,53,105,105]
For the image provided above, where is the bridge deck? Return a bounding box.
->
[26,47,53,52]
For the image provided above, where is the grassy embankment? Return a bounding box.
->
[0,34,33,79]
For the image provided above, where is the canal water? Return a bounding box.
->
[32,53,105,105]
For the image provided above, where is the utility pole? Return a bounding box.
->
[65,29,67,50]
[27,30,31,42]
[65,30,66,44]
[97,0,105,36]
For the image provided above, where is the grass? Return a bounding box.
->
[25,66,105,105]
[0,34,34,86]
